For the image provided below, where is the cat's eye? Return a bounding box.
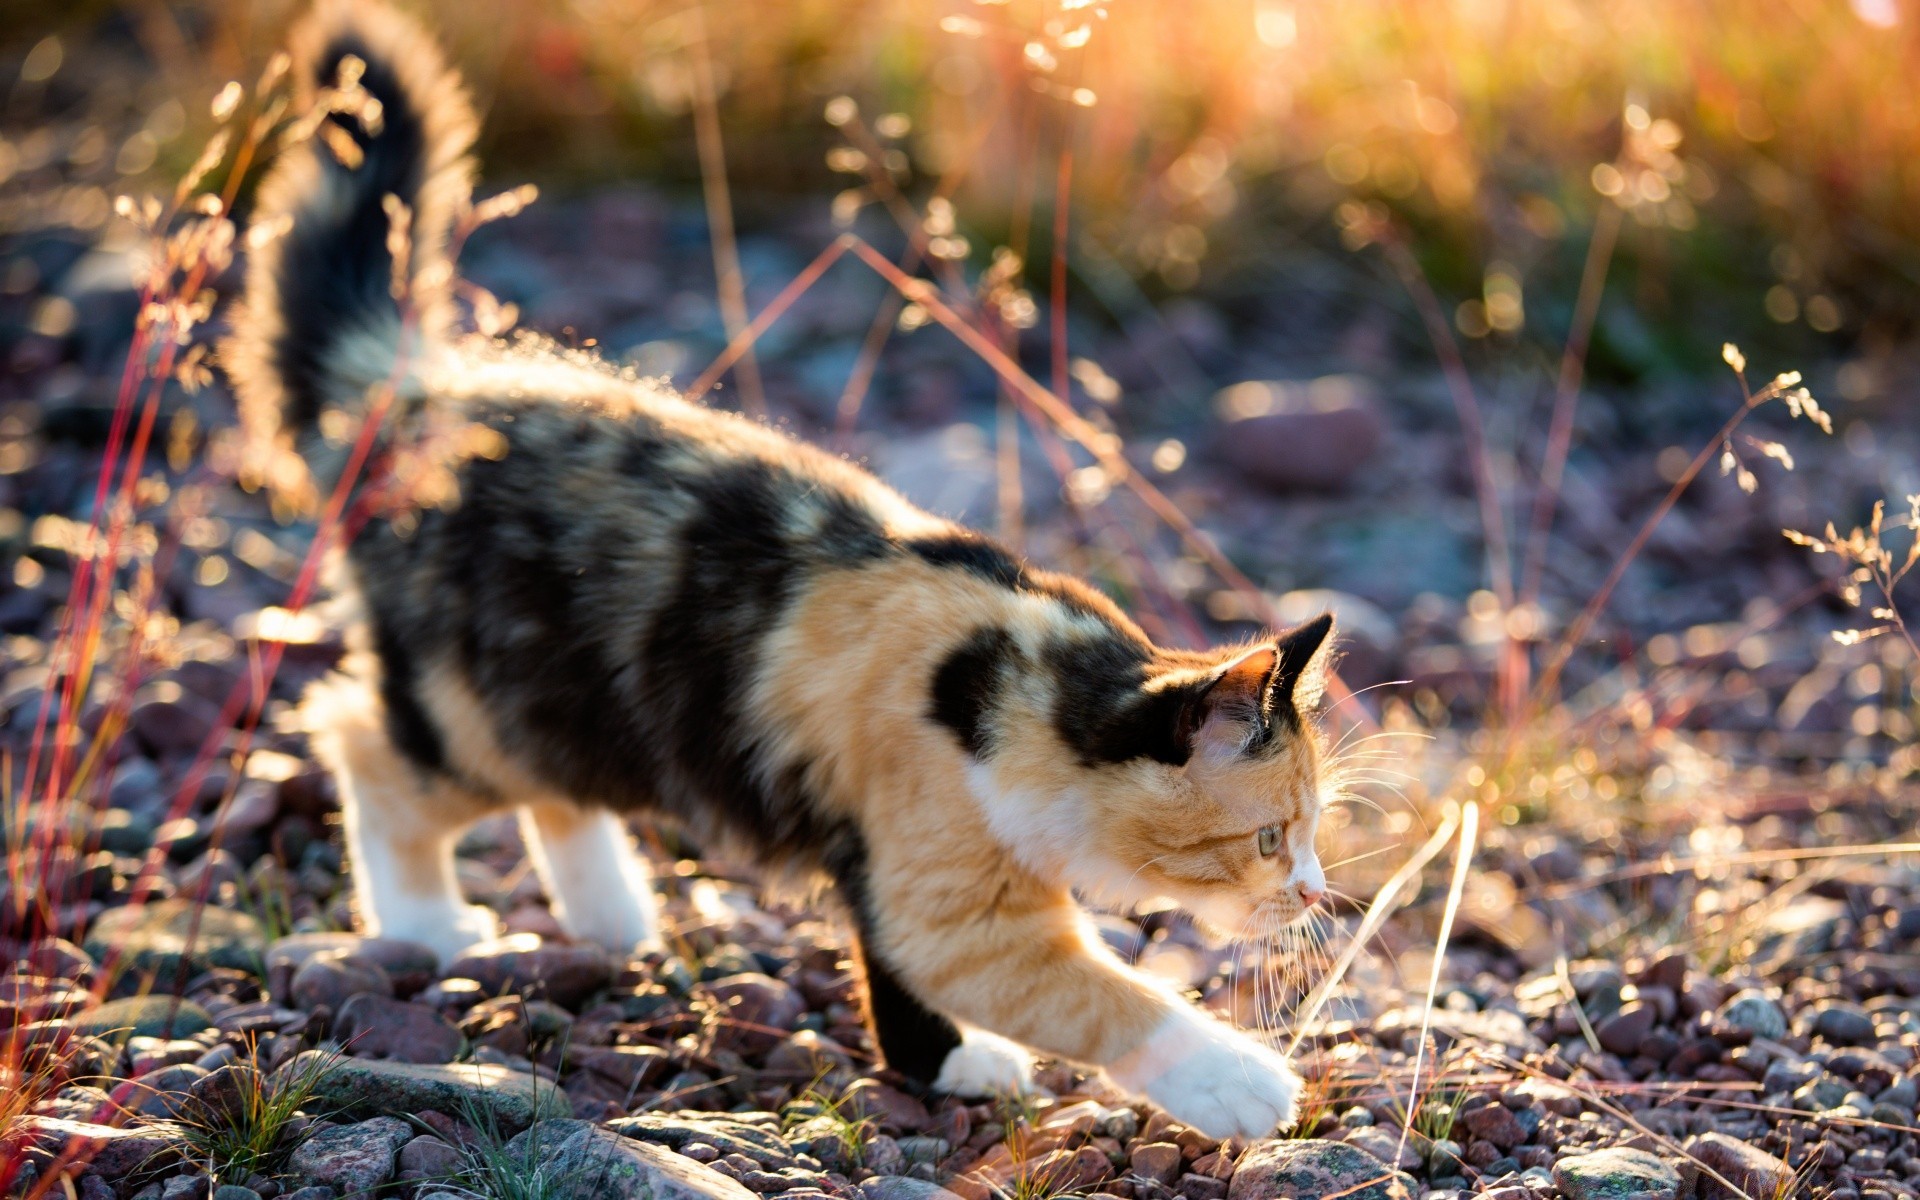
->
[1257,825,1281,856]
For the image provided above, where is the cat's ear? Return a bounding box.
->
[1271,612,1336,712]
[1183,644,1280,756]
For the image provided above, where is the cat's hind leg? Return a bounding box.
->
[305,673,504,966]
[519,802,661,955]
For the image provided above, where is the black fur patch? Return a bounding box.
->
[271,32,429,431]
[829,830,963,1084]
[930,628,1016,757]
[904,532,1104,619]
[370,613,445,772]
[1046,636,1197,766]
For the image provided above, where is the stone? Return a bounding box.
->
[509,1119,757,1200]
[281,1050,572,1135]
[856,1180,964,1200]
[1212,378,1385,493]
[129,691,223,757]
[445,936,614,1009]
[16,1117,183,1179]
[1020,1148,1108,1193]
[609,1115,799,1171]
[703,974,806,1054]
[1460,1102,1534,1149]
[1342,1127,1421,1171]
[397,1134,465,1177]
[1131,1143,1182,1186]
[1810,1001,1876,1045]
[288,1117,413,1198]
[113,1062,209,1121]
[333,994,463,1063]
[267,934,441,996]
[1718,990,1787,1040]
[1226,1140,1410,1200]
[1595,1002,1657,1057]
[1553,1148,1682,1200]
[842,1080,930,1131]
[291,952,392,1012]
[83,900,265,979]
[1687,1132,1793,1200]
[73,996,213,1042]
[212,1187,262,1200]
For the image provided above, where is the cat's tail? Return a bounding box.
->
[225,0,476,456]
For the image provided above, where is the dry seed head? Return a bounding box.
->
[1721,342,1746,372]
[212,81,244,122]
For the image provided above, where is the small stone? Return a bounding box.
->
[445,936,614,1009]
[83,900,265,980]
[288,1118,413,1198]
[282,1050,571,1135]
[1227,1140,1411,1200]
[73,996,212,1042]
[1553,1148,1682,1200]
[1810,1001,1876,1045]
[856,1180,964,1200]
[291,952,392,1012]
[510,1119,758,1200]
[1341,1127,1421,1172]
[1718,990,1787,1040]
[1687,1132,1792,1200]
[1596,1002,1657,1057]
[1131,1143,1182,1186]
[703,974,806,1055]
[397,1134,465,1177]
[16,1116,183,1180]
[333,994,462,1063]
[1212,380,1385,493]
[1460,1102,1535,1149]
[213,1187,263,1200]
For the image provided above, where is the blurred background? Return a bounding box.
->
[1,0,1917,869]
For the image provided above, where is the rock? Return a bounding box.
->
[703,974,805,1054]
[1687,1132,1793,1200]
[857,1180,964,1200]
[445,936,614,1008]
[288,1117,413,1198]
[1227,1140,1410,1200]
[129,690,222,757]
[570,1045,671,1092]
[842,1080,930,1131]
[1212,377,1384,493]
[608,1115,798,1171]
[1341,1127,1421,1172]
[509,1119,757,1200]
[1131,1143,1182,1186]
[1809,1001,1875,1045]
[267,934,440,996]
[1718,990,1787,1040]
[83,900,264,979]
[397,1134,465,1177]
[1595,1002,1656,1057]
[1459,1102,1535,1149]
[1020,1148,1108,1193]
[212,1187,262,1200]
[281,1050,571,1135]
[1553,1148,1682,1200]
[15,1116,183,1179]
[291,952,392,1011]
[113,1062,209,1120]
[73,996,213,1042]
[333,994,462,1063]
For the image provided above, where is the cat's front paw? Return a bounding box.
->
[1108,1008,1300,1139]
[934,1029,1036,1098]
[373,902,502,968]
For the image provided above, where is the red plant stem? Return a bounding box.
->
[686,235,855,402]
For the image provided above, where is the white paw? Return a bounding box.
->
[373,902,501,968]
[559,898,661,958]
[1108,1008,1300,1139]
[933,1029,1037,1098]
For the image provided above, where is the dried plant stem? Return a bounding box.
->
[686,4,766,418]
[1395,800,1479,1165]
[687,235,856,402]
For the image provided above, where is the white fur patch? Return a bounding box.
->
[521,808,662,955]
[933,1029,1038,1098]
[1107,1007,1300,1139]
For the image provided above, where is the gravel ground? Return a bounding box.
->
[3,186,1920,1200]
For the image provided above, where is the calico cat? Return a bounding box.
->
[226,0,1335,1139]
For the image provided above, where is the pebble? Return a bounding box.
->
[284,1050,572,1135]
[1810,1000,1877,1045]
[1553,1148,1682,1200]
[291,951,393,1011]
[1226,1140,1412,1200]
[445,935,615,1008]
[507,1119,757,1200]
[1718,990,1788,1040]
[1686,1132,1793,1200]
[288,1117,414,1198]
[72,995,212,1042]
[333,993,464,1063]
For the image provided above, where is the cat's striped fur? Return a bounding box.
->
[227,0,1335,1137]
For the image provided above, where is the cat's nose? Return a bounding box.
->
[1295,882,1324,908]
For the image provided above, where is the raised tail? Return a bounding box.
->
[225,0,476,458]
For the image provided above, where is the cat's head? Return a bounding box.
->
[974,612,1336,940]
